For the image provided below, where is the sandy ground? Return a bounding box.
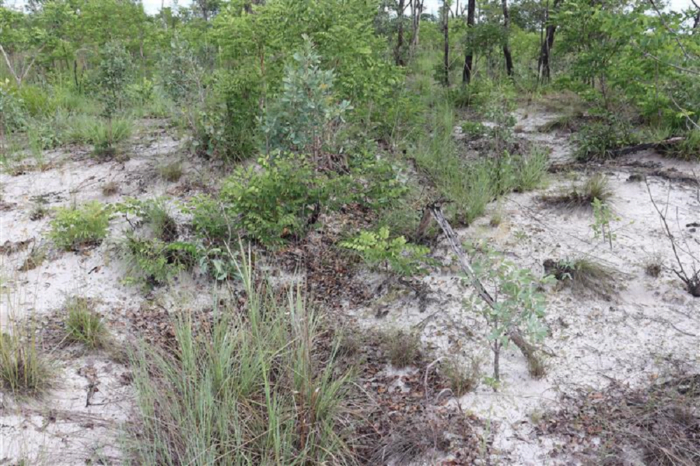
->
[1,110,699,464]
[351,106,700,464]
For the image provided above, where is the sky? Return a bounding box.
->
[4,0,697,16]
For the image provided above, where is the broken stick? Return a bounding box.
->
[427,203,553,368]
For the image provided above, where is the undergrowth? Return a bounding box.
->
[129,252,354,464]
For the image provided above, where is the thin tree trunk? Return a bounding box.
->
[462,0,476,83]
[501,0,513,77]
[395,0,406,65]
[411,0,424,51]
[443,0,450,86]
[538,0,561,82]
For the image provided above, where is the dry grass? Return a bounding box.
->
[443,356,481,396]
[18,243,47,272]
[0,329,51,395]
[385,329,421,368]
[540,173,613,210]
[102,181,119,196]
[544,257,617,296]
[159,162,183,182]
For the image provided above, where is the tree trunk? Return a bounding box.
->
[443,0,450,86]
[537,0,561,82]
[462,0,476,84]
[501,0,513,77]
[395,0,406,66]
[411,0,424,52]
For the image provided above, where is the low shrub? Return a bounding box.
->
[340,227,431,276]
[49,201,111,251]
[122,235,197,287]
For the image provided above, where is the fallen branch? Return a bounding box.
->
[428,203,554,368]
[610,136,684,157]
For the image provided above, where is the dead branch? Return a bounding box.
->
[610,136,684,157]
[645,179,700,296]
[428,204,554,368]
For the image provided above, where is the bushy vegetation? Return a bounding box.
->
[63,297,108,349]
[49,201,111,251]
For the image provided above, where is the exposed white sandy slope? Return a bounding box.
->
[0,128,212,464]
[350,108,700,464]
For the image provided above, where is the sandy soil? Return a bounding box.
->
[1,110,699,464]
[349,106,700,464]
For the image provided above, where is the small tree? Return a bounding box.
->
[468,243,553,383]
[261,36,351,167]
[96,41,132,156]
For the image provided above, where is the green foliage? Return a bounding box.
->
[129,255,353,464]
[96,41,132,118]
[591,198,618,249]
[117,197,178,242]
[574,117,635,161]
[262,38,351,160]
[219,156,329,247]
[64,297,108,349]
[122,235,197,287]
[0,80,27,133]
[49,201,111,251]
[468,242,555,381]
[340,226,430,276]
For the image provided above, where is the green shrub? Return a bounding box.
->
[261,38,351,162]
[64,297,108,349]
[117,198,178,242]
[122,235,197,287]
[340,226,430,276]
[220,156,329,247]
[17,85,54,118]
[188,195,233,244]
[574,117,635,161]
[0,81,27,132]
[49,201,111,251]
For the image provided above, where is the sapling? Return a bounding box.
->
[467,242,553,382]
[591,197,618,249]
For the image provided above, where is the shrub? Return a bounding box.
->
[49,201,111,251]
[220,156,329,247]
[64,297,108,349]
[574,117,635,161]
[467,242,555,381]
[129,254,353,464]
[543,257,616,297]
[118,198,178,242]
[340,227,431,276]
[261,38,351,163]
[0,80,27,133]
[122,235,197,287]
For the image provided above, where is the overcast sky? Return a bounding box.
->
[5,0,697,15]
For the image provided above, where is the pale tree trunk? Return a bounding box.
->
[0,44,44,87]
[501,0,514,77]
[462,0,476,84]
[411,0,424,52]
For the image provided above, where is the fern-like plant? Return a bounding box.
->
[340,227,430,276]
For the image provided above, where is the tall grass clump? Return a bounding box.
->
[129,250,354,464]
[64,297,108,349]
[0,328,50,395]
